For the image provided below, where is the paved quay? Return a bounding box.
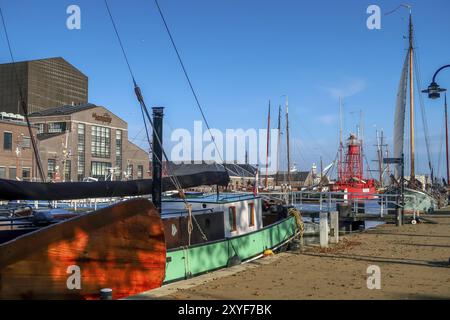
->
[129,213,450,300]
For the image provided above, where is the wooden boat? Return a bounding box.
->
[0,198,166,300]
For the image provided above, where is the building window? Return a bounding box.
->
[9,167,17,180]
[115,130,122,179]
[3,132,12,150]
[48,122,66,133]
[36,123,44,134]
[91,126,110,158]
[91,161,111,180]
[48,159,56,180]
[137,165,144,179]
[22,136,31,148]
[228,206,237,232]
[248,203,255,227]
[77,123,85,181]
[0,167,6,179]
[126,164,133,180]
[64,160,71,182]
[22,168,31,181]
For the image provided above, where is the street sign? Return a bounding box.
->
[383,157,403,164]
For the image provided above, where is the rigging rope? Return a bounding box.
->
[104,0,212,246]
[152,0,256,180]
[413,31,434,178]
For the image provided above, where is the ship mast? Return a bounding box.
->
[338,97,343,181]
[275,105,281,186]
[408,10,415,181]
[285,96,291,186]
[264,100,271,189]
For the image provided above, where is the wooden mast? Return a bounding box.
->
[264,101,271,189]
[285,96,291,186]
[275,105,281,186]
[408,11,415,181]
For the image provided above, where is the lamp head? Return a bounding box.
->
[422,82,447,99]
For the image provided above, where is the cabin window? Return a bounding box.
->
[228,206,237,232]
[248,203,255,227]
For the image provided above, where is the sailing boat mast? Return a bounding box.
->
[285,96,291,186]
[264,101,271,189]
[275,105,281,186]
[338,97,343,181]
[408,10,416,181]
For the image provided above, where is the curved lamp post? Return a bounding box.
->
[422,64,449,185]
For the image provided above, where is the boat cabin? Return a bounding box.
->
[161,193,263,249]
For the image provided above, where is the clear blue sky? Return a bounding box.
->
[1,0,450,177]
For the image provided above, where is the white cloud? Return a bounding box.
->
[324,78,367,100]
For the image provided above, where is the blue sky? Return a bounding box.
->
[1,0,450,177]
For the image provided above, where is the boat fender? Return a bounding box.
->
[263,249,274,256]
[227,254,241,267]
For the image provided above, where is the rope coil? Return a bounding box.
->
[288,207,305,240]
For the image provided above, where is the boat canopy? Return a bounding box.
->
[0,164,229,201]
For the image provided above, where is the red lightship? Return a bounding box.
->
[332,134,376,199]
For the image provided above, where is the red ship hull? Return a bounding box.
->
[331,183,377,199]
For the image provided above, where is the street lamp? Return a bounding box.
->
[422,64,450,186]
[422,64,450,99]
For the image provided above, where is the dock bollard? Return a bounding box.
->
[329,211,339,244]
[100,288,112,300]
[319,212,328,248]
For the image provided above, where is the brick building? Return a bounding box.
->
[0,112,37,180]
[29,103,149,182]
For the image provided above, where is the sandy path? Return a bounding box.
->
[167,216,450,300]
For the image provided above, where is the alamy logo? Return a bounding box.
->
[170,121,279,172]
[66,265,81,290]
[66,5,81,30]
[366,5,381,30]
[366,265,381,290]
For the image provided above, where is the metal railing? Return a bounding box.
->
[259,190,419,218]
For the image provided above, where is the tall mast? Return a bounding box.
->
[338,97,343,181]
[408,10,415,181]
[285,96,291,185]
[275,104,281,186]
[264,100,271,189]
[445,93,449,184]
